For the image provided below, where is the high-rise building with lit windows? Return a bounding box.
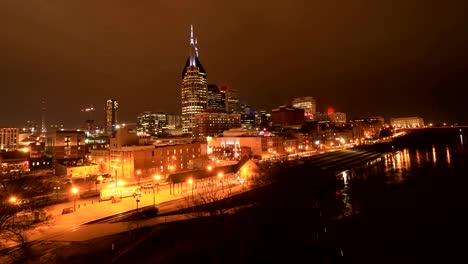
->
[194,112,241,140]
[292,97,316,120]
[105,99,118,136]
[137,111,167,136]
[220,84,241,114]
[181,25,207,135]
[207,84,225,112]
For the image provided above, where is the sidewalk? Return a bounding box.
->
[21,174,245,243]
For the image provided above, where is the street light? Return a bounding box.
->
[72,187,79,212]
[117,180,124,198]
[154,174,161,193]
[136,170,141,185]
[114,158,120,183]
[218,172,224,192]
[152,174,161,208]
[9,196,17,224]
[187,178,194,197]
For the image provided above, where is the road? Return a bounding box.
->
[6,173,245,247]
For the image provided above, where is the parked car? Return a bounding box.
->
[141,183,153,189]
[62,207,74,214]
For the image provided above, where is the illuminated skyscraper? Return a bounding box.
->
[292,97,316,120]
[181,25,207,135]
[220,84,241,114]
[137,111,167,136]
[105,99,118,136]
[207,84,225,112]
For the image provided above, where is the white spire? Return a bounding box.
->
[190,24,194,45]
[189,24,198,66]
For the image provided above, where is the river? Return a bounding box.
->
[335,128,468,262]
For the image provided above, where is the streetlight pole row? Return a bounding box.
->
[152,174,161,208]
[72,187,79,212]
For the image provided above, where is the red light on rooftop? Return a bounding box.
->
[327,107,335,114]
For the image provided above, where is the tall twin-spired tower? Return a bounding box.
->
[181,25,207,135]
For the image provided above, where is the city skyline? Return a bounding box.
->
[1,1,468,127]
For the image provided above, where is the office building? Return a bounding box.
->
[194,112,241,140]
[390,117,424,128]
[137,112,167,137]
[207,84,226,112]
[220,84,241,114]
[0,127,19,151]
[271,106,305,127]
[105,99,118,136]
[181,25,208,135]
[292,97,316,120]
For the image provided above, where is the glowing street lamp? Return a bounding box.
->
[117,180,124,198]
[72,187,79,212]
[187,178,194,197]
[136,170,141,185]
[218,172,224,192]
[153,174,161,207]
[9,196,17,224]
[207,165,212,171]
[242,168,248,188]
[154,174,161,193]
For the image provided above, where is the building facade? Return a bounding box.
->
[220,84,241,114]
[351,117,385,140]
[271,106,305,127]
[45,130,86,160]
[207,84,226,112]
[0,127,19,151]
[390,117,424,128]
[329,112,347,125]
[194,112,241,140]
[255,110,272,129]
[181,25,208,135]
[207,135,312,160]
[105,99,118,136]
[137,112,167,137]
[90,142,207,182]
[292,97,316,120]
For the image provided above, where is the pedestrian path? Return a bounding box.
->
[22,175,245,243]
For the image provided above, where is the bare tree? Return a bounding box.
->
[180,181,235,218]
[0,194,50,253]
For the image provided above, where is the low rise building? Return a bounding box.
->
[271,106,305,127]
[45,130,86,160]
[0,127,19,151]
[390,117,424,128]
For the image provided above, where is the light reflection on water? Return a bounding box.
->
[415,149,421,166]
[337,141,460,219]
[382,144,454,184]
[446,147,451,166]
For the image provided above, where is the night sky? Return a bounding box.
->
[1,0,468,128]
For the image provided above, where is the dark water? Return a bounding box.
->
[336,129,468,262]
